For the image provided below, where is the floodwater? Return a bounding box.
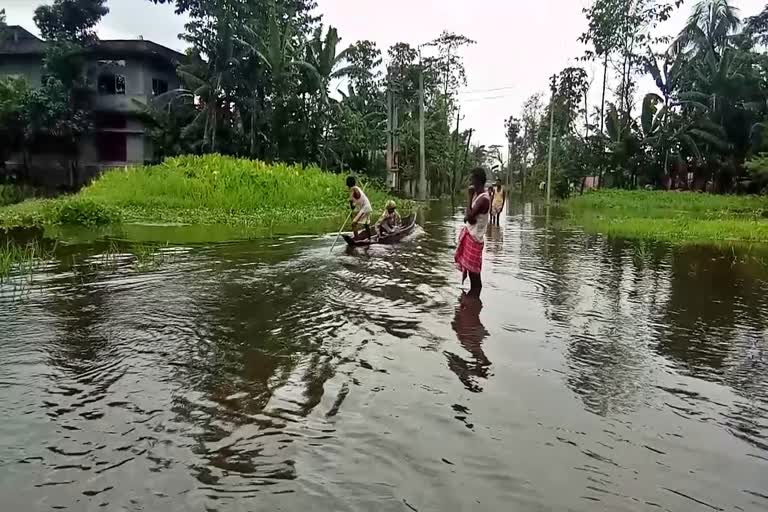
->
[1,202,767,512]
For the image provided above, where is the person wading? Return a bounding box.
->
[491,179,506,225]
[455,167,490,297]
[347,176,372,240]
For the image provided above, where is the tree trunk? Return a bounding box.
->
[250,94,257,157]
[600,53,608,135]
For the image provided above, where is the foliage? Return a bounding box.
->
[746,153,768,190]
[0,185,44,207]
[54,197,117,226]
[0,239,50,283]
[33,0,109,44]
[134,0,476,198]
[0,78,30,163]
[0,155,406,230]
[507,0,768,197]
[567,189,768,243]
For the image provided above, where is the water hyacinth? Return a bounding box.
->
[0,155,407,231]
[566,190,768,244]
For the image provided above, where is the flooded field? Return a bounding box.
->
[1,203,767,511]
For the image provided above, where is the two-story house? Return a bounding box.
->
[0,25,184,186]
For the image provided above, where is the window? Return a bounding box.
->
[98,59,126,67]
[98,73,126,95]
[152,78,169,96]
[95,114,127,130]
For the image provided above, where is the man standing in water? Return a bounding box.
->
[347,176,372,239]
[455,167,490,297]
[491,179,506,225]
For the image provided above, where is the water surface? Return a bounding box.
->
[1,203,767,511]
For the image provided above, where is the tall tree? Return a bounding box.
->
[33,0,109,44]
[674,0,741,57]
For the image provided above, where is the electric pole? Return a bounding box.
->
[452,105,461,196]
[419,62,427,200]
[546,74,556,206]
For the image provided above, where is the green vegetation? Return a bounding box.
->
[1,0,481,195]
[567,190,768,243]
[504,0,768,197]
[0,155,401,233]
[0,185,41,207]
[0,239,51,282]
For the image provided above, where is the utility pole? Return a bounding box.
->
[546,74,556,206]
[419,61,427,200]
[452,105,461,196]
[386,87,393,171]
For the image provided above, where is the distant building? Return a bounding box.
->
[0,25,184,187]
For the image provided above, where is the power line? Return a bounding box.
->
[459,93,517,103]
[458,85,516,95]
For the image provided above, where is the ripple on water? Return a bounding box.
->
[1,207,768,511]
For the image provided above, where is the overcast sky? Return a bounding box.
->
[4,0,766,154]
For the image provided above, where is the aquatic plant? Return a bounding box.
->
[566,190,768,244]
[0,155,408,232]
[0,239,52,282]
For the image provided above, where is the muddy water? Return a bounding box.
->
[1,203,767,511]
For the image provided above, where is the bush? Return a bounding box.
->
[54,198,119,226]
[81,154,393,215]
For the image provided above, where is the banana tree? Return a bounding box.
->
[239,15,318,159]
[640,92,728,187]
[302,25,358,166]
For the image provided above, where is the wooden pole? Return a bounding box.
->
[546,75,555,206]
[419,54,427,200]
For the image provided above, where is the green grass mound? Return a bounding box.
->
[566,190,768,244]
[0,155,399,231]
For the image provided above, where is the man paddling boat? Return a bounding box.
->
[455,167,490,297]
[347,176,372,239]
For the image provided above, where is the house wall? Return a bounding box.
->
[0,56,44,87]
[1,49,179,184]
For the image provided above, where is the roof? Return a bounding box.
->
[0,25,185,64]
[0,26,47,55]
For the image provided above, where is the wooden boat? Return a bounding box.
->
[342,213,417,247]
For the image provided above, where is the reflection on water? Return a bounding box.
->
[1,202,768,511]
[447,294,490,393]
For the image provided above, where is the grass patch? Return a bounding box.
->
[566,190,768,244]
[0,155,407,234]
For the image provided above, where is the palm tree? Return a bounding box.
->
[674,0,741,58]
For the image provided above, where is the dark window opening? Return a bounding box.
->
[95,114,127,130]
[152,78,169,96]
[98,73,126,95]
[96,132,127,162]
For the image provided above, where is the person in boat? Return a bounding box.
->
[347,176,372,239]
[490,179,506,225]
[376,199,401,236]
[455,167,490,297]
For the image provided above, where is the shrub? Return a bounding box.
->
[54,198,119,226]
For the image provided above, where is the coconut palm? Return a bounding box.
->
[674,0,741,57]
